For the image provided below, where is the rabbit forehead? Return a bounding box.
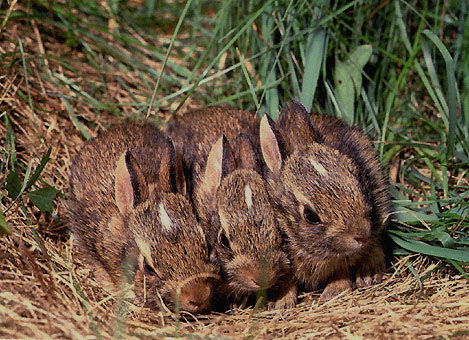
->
[218,207,281,251]
[217,169,270,210]
[282,148,370,223]
[131,194,205,240]
[134,225,210,279]
[284,145,364,198]
[216,171,280,246]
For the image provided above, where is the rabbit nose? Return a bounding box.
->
[354,236,369,246]
[353,221,371,247]
[179,281,212,314]
[244,266,277,290]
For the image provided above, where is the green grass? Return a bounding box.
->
[1,0,468,337]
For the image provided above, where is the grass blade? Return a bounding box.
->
[300,29,325,112]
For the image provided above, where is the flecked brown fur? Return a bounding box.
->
[261,101,390,300]
[68,122,219,314]
[166,107,293,308]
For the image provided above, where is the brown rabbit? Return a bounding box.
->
[166,107,295,309]
[260,101,390,300]
[68,122,219,314]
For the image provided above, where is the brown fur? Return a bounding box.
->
[166,107,294,308]
[68,122,218,314]
[261,101,390,300]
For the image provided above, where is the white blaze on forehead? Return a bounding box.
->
[244,184,253,208]
[309,158,327,176]
[158,202,172,231]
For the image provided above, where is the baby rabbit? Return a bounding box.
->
[166,106,294,309]
[68,122,218,314]
[260,101,390,300]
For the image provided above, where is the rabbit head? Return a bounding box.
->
[195,134,290,296]
[70,124,218,314]
[259,109,373,262]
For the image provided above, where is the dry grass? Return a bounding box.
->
[1,4,468,340]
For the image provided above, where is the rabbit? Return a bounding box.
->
[166,106,295,309]
[68,122,219,314]
[259,100,391,300]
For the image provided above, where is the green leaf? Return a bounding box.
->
[26,147,52,189]
[6,171,21,199]
[389,227,455,248]
[26,185,60,213]
[348,45,373,93]
[389,234,469,263]
[0,211,10,237]
[422,29,458,159]
[393,208,439,223]
[300,29,325,112]
[432,229,455,248]
[63,98,91,140]
[334,44,372,124]
[334,60,355,122]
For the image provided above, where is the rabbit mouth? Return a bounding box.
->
[226,260,287,293]
[169,272,220,313]
[337,232,370,255]
[136,271,220,314]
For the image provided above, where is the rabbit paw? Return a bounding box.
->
[355,245,385,288]
[267,286,297,310]
[355,272,383,288]
[319,278,352,302]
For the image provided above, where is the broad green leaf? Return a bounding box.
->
[390,234,469,263]
[393,208,439,223]
[300,29,325,112]
[26,186,60,213]
[348,45,373,94]
[0,211,10,237]
[334,59,355,122]
[431,228,455,248]
[6,171,21,199]
[334,44,372,124]
[389,227,454,248]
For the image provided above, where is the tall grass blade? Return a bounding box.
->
[146,0,193,117]
[423,29,459,159]
[300,29,325,112]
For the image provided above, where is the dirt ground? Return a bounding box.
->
[1,9,469,340]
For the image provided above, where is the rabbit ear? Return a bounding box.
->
[235,133,260,172]
[158,137,178,193]
[200,135,235,198]
[276,100,323,154]
[260,114,282,174]
[221,135,236,177]
[115,151,148,215]
[175,152,187,196]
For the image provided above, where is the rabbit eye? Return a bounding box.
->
[219,230,231,250]
[303,205,321,225]
[143,258,157,276]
